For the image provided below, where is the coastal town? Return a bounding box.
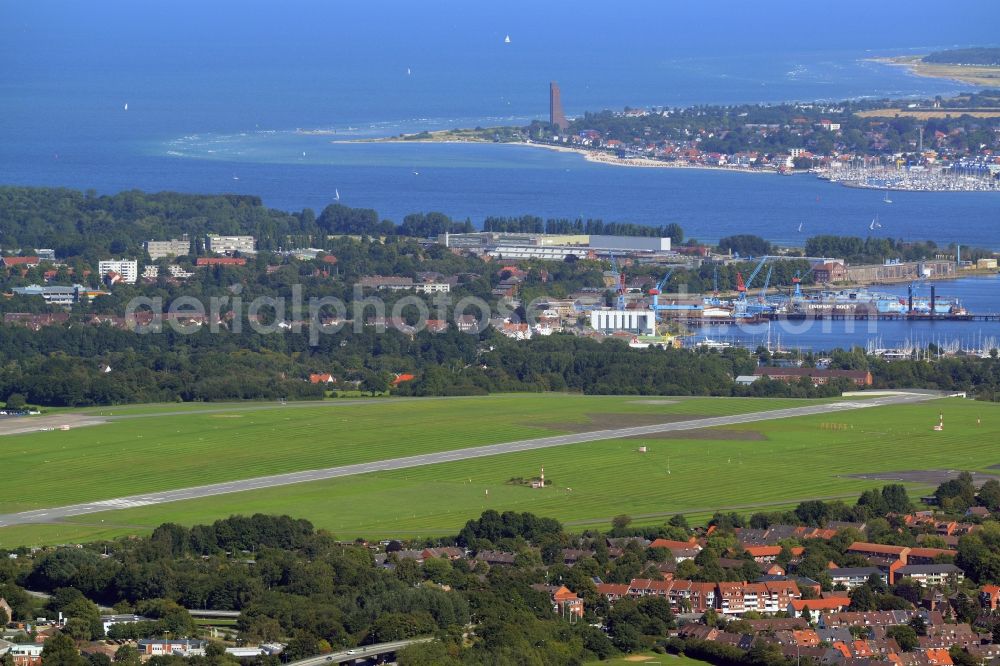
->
[416,85,1000,193]
[2,219,996,360]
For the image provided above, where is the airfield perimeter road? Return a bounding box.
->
[0,392,940,528]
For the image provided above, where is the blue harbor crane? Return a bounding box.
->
[734,255,769,317]
[760,265,772,303]
[609,251,626,310]
[649,265,706,320]
[647,266,675,310]
[648,266,684,322]
[745,265,774,316]
[703,264,723,307]
[792,270,804,300]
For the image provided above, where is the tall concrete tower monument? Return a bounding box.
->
[549,81,568,131]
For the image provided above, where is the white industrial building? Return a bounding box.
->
[489,246,589,261]
[98,259,138,284]
[590,309,656,335]
[588,235,671,253]
[206,234,256,255]
[440,232,671,258]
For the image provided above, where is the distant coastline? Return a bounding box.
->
[871,55,1000,87]
[336,131,780,175]
[330,87,1000,193]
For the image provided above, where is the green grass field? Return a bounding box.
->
[0,395,828,514]
[1,395,995,548]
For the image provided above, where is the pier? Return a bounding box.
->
[672,312,1000,326]
[764,312,1000,322]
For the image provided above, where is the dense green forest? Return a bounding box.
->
[0,323,846,406]
[5,317,1000,407]
[923,48,1000,66]
[0,187,476,263]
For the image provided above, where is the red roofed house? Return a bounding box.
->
[596,583,630,601]
[788,597,849,615]
[745,545,782,563]
[532,584,583,618]
[924,648,954,666]
[813,262,847,283]
[1,256,40,268]
[848,542,909,558]
[907,547,957,564]
[831,642,853,660]
[628,578,673,598]
[792,630,822,647]
[650,538,702,561]
[981,585,1000,610]
[754,367,872,387]
[309,373,336,384]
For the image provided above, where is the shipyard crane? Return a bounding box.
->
[647,266,675,310]
[648,266,683,322]
[704,264,723,307]
[791,270,804,300]
[744,256,770,292]
[734,255,769,317]
[758,266,772,303]
[609,251,627,310]
[744,265,775,316]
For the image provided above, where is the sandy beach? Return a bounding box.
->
[869,55,1000,87]
[341,135,780,175]
[515,141,782,175]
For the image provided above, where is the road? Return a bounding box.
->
[287,638,432,665]
[0,392,938,528]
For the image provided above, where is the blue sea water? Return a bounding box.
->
[0,0,998,252]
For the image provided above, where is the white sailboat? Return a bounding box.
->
[123,103,128,111]
[504,34,511,44]
[883,191,893,204]
[334,189,340,201]
[869,214,882,231]
[797,222,803,233]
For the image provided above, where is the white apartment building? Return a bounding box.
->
[144,236,191,260]
[206,235,256,255]
[98,259,138,284]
